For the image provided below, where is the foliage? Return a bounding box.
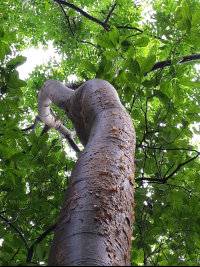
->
[0,0,200,265]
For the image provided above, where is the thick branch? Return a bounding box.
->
[53,0,144,35]
[65,82,85,89]
[37,80,80,152]
[149,54,200,74]
[0,215,30,251]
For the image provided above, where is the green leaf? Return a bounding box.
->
[127,59,140,76]
[179,77,200,88]
[148,45,157,56]
[51,146,61,153]
[97,34,114,49]
[7,55,27,68]
[36,243,46,261]
[67,9,76,18]
[121,40,131,53]
[0,26,4,38]
[126,73,139,84]
[0,42,6,61]
[183,33,200,46]
[7,70,27,89]
[31,144,38,157]
[140,55,156,76]
[134,37,149,47]
[28,132,38,144]
[50,138,59,148]
[95,67,105,78]
[182,0,191,21]
[191,9,200,27]
[10,153,25,162]
[160,81,172,99]
[38,134,49,150]
[124,86,133,101]
[193,125,200,135]
[2,30,16,44]
[5,175,16,187]
[194,175,200,191]
[109,26,119,48]
[103,51,119,59]
[45,2,51,11]
[174,7,182,23]
[20,138,30,153]
[173,83,183,105]
[82,59,97,73]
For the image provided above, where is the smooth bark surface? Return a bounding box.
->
[43,79,136,266]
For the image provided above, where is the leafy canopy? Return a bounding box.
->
[0,0,200,266]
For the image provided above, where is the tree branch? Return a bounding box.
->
[135,177,167,184]
[37,80,81,152]
[135,153,199,184]
[26,223,57,263]
[21,115,41,132]
[116,26,143,33]
[10,248,20,262]
[53,0,109,31]
[58,2,75,37]
[164,154,199,181]
[0,210,6,215]
[57,3,103,50]
[149,54,200,74]
[53,0,145,35]
[0,215,30,251]
[104,3,117,24]
[140,145,199,154]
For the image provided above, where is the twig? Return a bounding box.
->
[105,3,117,24]
[0,211,6,215]
[116,26,143,33]
[135,153,199,184]
[140,145,199,155]
[164,154,199,181]
[0,215,30,251]
[58,3,103,50]
[21,115,41,132]
[135,177,166,184]
[58,3,75,37]
[40,124,51,136]
[26,223,57,263]
[10,248,20,262]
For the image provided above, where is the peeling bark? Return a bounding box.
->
[38,79,136,266]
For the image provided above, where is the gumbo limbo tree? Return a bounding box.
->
[37,79,136,266]
[1,0,200,266]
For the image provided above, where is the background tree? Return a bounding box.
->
[1,0,200,266]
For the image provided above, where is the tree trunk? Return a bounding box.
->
[46,79,136,266]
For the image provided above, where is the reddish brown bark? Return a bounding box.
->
[48,79,136,266]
